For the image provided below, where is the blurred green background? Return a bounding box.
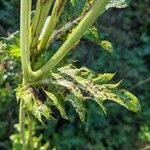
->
[0,0,150,149]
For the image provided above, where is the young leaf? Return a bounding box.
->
[100,40,114,53]
[84,26,114,53]
[83,26,101,45]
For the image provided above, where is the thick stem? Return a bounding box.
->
[20,0,32,148]
[32,0,108,81]
[38,0,67,53]
[20,0,32,83]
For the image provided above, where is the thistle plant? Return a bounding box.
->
[1,0,141,149]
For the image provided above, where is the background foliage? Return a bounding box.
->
[0,0,150,149]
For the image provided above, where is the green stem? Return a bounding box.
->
[34,15,84,60]
[38,0,67,53]
[20,0,32,83]
[28,116,33,150]
[19,99,26,150]
[30,0,53,55]
[32,0,108,81]
[47,15,84,48]
[20,0,32,149]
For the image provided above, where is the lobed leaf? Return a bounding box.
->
[16,62,141,122]
[57,64,141,113]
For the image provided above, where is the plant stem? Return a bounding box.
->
[20,0,32,148]
[19,99,26,150]
[38,0,67,53]
[47,15,84,47]
[30,0,53,56]
[20,0,32,83]
[34,15,84,60]
[28,116,33,150]
[32,0,109,81]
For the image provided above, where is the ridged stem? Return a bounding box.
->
[47,15,84,47]
[20,0,32,149]
[20,0,32,83]
[38,0,67,53]
[30,0,53,56]
[19,98,26,150]
[32,0,109,81]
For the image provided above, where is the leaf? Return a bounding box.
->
[16,86,53,123]
[95,99,107,115]
[0,41,3,52]
[1,31,20,58]
[51,68,107,115]
[59,0,94,27]
[65,94,87,123]
[100,40,114,53]
[45,90,68,119]
[16,63,141,123]
[84,26,114,53]
[60,0,86,24]
[58,64,115,84]
[106,89,141,112]
[84,26,100,43]
[106,0,131,9]
[57,64,141,113]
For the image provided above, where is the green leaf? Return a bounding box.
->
[57,64,141,113]
[58,64,115,84]
[83,26,100,44]
[65,94,86,123]
[59,0,94,29]
[17,63,140,123]
[45,90,68,119]
[16,85,53,123]
[1,31,20,58]
[84,26,114,53]
[100,40,114,53]
[106,88,141,112]
[95,99,107,115]
[60,0,86,24]
[106,0,131,9]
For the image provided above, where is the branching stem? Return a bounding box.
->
[47,15,84,47]
[32,0,109,81]
[20,0,32,149]
[30,0,53,56]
